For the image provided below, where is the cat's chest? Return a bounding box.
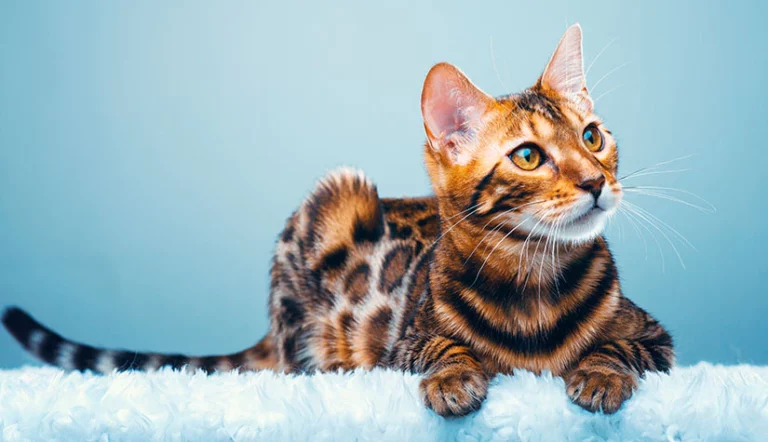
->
[478,348,574,376]
[433,288,621,377]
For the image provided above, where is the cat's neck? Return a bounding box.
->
[431,219,595,295]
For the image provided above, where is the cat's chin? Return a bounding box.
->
[552,208,610,244]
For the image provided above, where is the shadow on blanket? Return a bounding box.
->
[0,362,766,441]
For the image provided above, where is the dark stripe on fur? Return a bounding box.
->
[379,244,413,293]
[73,345,100,371]
[317,246,349,272]
[353,214,385,243]
[161,354,188,370]
[432,342,459,366]
[395,250,432,340]
[114,351,150,371]
[516,91,564,121]
[443,253,615,355]
[550,241,600,301]
[227,351,246,370]
[198,356,219,374]
[344,262,371,304]
[641,332,674,372]
[468,163,499,213]
[39,333,63,364]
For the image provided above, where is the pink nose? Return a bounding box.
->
[577,176,606,200]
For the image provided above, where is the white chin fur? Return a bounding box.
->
[513,185,622,244]
[555,209,610,243]
[517,202,616,245]
[513,209,608,245]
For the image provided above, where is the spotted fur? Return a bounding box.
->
[2,24,673,417]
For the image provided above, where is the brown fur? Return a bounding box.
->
[2,25,673,417]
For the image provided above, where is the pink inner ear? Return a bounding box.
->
[423,80,465,141]
[421,63,490,151]
[540,24,593,111]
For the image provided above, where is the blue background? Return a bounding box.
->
[1,1,766,369]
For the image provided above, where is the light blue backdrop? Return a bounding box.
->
[1,1,765,368]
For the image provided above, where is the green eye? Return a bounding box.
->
[509,144,543,171]
[582,123,604,152]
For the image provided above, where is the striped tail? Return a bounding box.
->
[1,306,277,374]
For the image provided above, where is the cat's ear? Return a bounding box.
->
[539,24,593,112]
[421,63,494,165]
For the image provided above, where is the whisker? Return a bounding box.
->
[585,37,617,76]
[470,207,549,288]
[593,84,622,104]
[463,200,548,265]
[622,186,716,213]
[590,62,630,95]
[618,154,696,181]
[619,168,690,181]
[535,218,559,330]
[435,205,484,243]
[550,214,562,294]
[621,206,666,271]
[624,189,715,214]
[519,214,551,293]
[540,212,566,315]
[618,208,648,260]
[623,201,696,251]
[622,202,686,268]
[489,36,508,92]
[611,212,625,242]
[442,202,484,222]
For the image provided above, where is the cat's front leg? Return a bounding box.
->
[393,333,489,417]
[565,334,673,414]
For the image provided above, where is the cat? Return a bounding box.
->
[2,24,674,417]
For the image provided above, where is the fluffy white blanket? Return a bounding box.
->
[0,363,766,441]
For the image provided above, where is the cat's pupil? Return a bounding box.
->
[584,130,594,144]
[520,148,532,162]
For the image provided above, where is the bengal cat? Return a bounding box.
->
[3,24,674,416]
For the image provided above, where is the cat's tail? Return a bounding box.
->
[1,306,277,374]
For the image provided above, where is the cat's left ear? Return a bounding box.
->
[539,24,593,112]
[421,63,494,165]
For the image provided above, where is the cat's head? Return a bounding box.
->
[422,24,621,244]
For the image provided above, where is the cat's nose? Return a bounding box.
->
[577,175,606,200]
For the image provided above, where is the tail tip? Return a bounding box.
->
[2,306,39,347]
[2,306,24,327]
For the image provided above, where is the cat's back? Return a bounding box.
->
[268,169,438,371]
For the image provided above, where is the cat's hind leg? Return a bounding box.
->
[268,168,386,371]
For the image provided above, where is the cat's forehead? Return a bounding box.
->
[496,90,592,143]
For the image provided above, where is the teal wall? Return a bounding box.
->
[1,1,766,368]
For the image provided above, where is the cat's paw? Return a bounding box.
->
[565,368,637,414]
[419,367,489,417]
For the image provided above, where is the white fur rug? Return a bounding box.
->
[0,363,766,441]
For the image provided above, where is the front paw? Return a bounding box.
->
[419,367,489,417]
[565,369,637,414]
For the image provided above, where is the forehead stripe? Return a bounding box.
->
[527,119,539,138]
[515,92,563,122]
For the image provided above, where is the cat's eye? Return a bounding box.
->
[582,123,604,152]
[509,144,543,171]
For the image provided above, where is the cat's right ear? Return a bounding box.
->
[421,63,493,165]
